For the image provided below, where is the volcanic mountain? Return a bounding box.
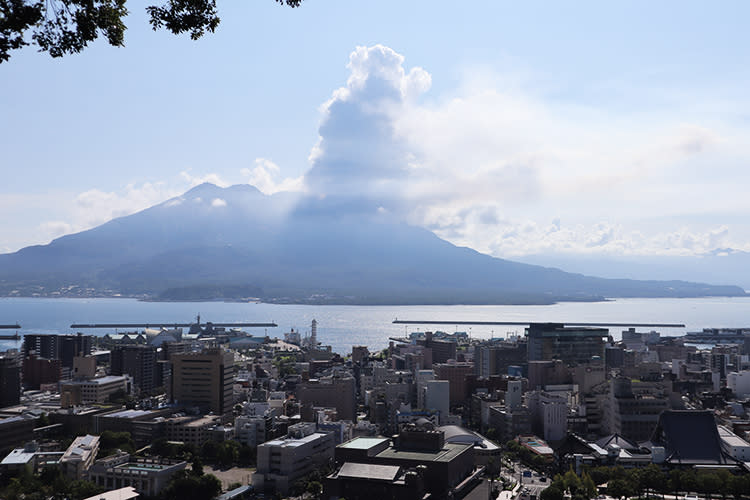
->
[0,183,744,304]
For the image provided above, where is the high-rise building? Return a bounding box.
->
[298,376,356,422]
[424,380,450,425]
[23,333,92,368]
[505,379,523,410]
[526,323,607,365]
[527,390,568,442]
[416,332,456,364]
[474,340,527,378]
[415,369,435,409]
[604,377,671,442]
[0,355,20,408]
[111,345,157,394]
[351,346,369,364]
[170,348,235,417]
[22,354,61,389]
[310,319,317,349]
[434,362,474,405]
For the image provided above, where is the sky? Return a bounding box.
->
[1,1,750,261]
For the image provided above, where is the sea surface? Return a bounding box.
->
[1,296,749,355]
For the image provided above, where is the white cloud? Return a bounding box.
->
[241,158,305,195]
[14,182,184,251]
[303,45,432,212]
[165,198,183,207]
[71,182,177,230]
[37,221,75,241]
[301,44,750,259]
[211,198,227,207]
[179,170,230,188]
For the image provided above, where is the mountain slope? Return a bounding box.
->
[0,184,744,303]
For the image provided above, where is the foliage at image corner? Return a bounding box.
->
[0,0,303,63]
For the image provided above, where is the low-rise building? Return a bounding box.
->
[333,422,476,499]
[164,415,222,448]
[0,441,64,474]
[86,452,186,497]
[82,486,139,500]
[1,441,41,473]
[60,434,100,479]
[252,423,335,495]
[718,425,750,461]
[0,415,36,453]
[236,414,273,447]
[60,375,130,407]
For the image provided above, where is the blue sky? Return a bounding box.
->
[1,1,749,258]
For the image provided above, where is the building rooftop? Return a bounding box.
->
[1,447,37,466]
[337,462,401,481]
[182,415,221,427]
[376,442,471,463]
[263,432,330,448]
[718,425,750,447]
[439,425,500,451]
[65,375,127,386]
[649,410,735,465]
[339,437,389,450]
[105,410,152,419]
[62,434,99,463]
[595,433,642,452]
[518,436,554,455]
[217,485,253,500]
[82,486,139,500]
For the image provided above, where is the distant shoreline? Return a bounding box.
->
[8,293,748,306]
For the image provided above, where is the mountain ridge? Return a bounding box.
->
[0,184,744,304]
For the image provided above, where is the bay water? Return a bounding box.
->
[1,296,749,355]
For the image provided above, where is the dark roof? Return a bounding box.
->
[596,433,641,452]
[649,410,736,465]
[554,433,593,455]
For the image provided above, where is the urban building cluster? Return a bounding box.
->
[0,321,749,499]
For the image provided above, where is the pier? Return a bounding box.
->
[0,325,21,341]
[392,320,686,327]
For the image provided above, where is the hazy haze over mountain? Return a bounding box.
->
[0,182,744,303]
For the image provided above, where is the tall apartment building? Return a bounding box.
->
[111,345,157,394]
[0,354,20,408]
[23,333,93,368]
[170,348,235,417]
